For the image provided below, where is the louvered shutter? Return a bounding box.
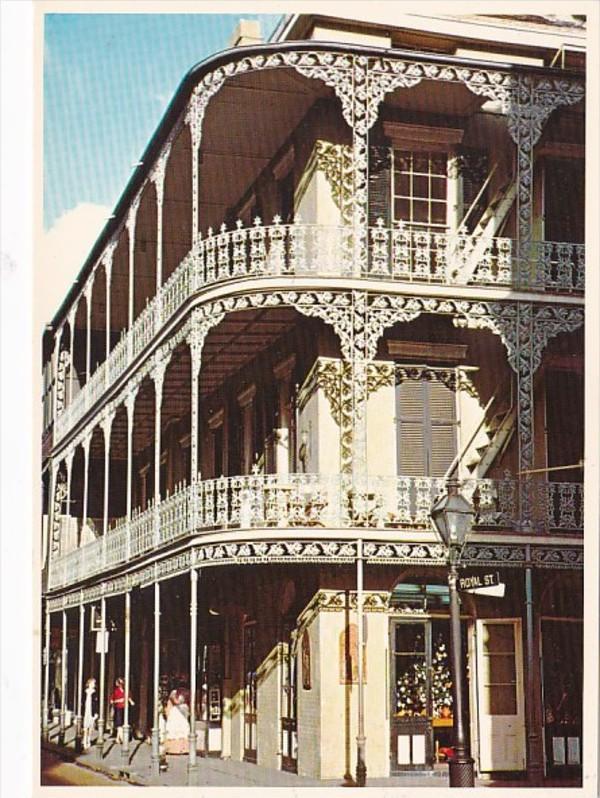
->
[397,376,457,477]
[428,380,457,477]
[368,147,392,227]
[397,380,426,476]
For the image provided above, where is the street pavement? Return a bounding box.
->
[41,721,582,789]
[42,748,130,786]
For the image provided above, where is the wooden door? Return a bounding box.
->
[475,619,526,772]
[390,620,433,770]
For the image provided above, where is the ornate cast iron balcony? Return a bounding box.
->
[47,472,583,590]
[54,218,585,445]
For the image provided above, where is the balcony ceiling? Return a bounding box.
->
[199,69,335,229]
[86,307,298,458]
[383,77,485,117]
[200,307,299,398]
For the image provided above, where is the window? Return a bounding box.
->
[480,623,517,716]
[392,151,448,229]
[396,373,457,478]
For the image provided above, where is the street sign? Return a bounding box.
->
[458,571,501,592]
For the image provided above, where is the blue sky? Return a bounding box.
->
[44,13,282,231]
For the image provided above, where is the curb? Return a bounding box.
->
[42,738,148,786]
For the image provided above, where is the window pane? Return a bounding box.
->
[483,653,516,684]
[482,623,515,654]
[431,176,446,200]
[394,150,411,166]
[413,174,429,199]
[395,172,411,197]
[394,198,410,222]
[395,623,426,654]
[431,154,447,175]
[413,154,428,173]
[483,685,517,715]
[430,201,447,224]
[412,201,429,223]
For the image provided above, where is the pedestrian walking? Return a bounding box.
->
[82,677,98,750]
[110,677,134,744]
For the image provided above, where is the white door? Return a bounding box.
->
[476,619,526,772]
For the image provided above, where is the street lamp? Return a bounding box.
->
[430,479,475,788]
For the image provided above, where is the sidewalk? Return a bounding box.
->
[42,722,581,789]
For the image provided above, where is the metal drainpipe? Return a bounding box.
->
[121,590,132,769]
[188,567,199,782]
[356,538,366,786]
[97,595,107,756]
[151,580,161,775]
[525,547,544,783]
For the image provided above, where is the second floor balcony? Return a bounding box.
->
[47,471,583,591]
[52,216,584,445]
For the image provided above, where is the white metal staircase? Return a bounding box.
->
[451,174,517,284]
[463,406,516,479]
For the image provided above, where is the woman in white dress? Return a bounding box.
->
[164,689,190,754]
[82,677,98,750]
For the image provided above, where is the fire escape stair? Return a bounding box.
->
[450,178,517,284]
[464,406,516,479]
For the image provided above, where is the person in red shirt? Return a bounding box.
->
[110,677,133,744]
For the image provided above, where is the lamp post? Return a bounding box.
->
[430,479,475,788]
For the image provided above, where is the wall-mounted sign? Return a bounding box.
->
[458,571,505,597]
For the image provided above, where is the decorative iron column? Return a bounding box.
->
[102,411,115,568]
[42,606,51,739]
[125,388,139,560]
[81,433,91,548]
[126,196,141,335]
[52,330,62,424]
[59,609,68,745]
[121,589,132,768]
[188,566,199,780]
[104,245,114,384]
[188,113,201,247]
[97,594,107,754]
[152,355,167,547]
[75,602,85,752]
[85,280,92,387]
[188,316,203,487]
[150,145,170,293]
[68,306,76,406]
[151,578,161,775]
[64,449,74,559]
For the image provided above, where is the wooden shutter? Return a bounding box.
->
[397,375,457,477]
[428,380,457,477]
[397,380,426,476]
[369,146,392,227]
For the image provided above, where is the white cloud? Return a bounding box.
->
[39,202,111,326]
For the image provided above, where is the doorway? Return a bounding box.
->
[243,622,258,763]
[474,618,526,772]
[280,639,297,772]
[541,619,582,775]
[389,619,456,771]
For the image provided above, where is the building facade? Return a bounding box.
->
[41,13,586,785]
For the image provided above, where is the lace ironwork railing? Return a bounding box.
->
[369,221,585,292]
[53,218,584,444]
[46,473,582,589]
